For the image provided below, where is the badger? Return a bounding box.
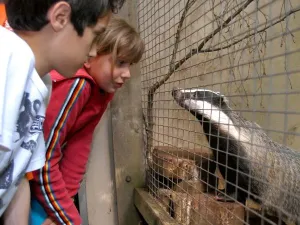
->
[172,87,300,223]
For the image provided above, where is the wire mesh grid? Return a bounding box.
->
[137,0,300,224]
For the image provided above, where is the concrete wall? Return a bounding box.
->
[85,108,118,225]
[85,2,145,225]
[138,0,300,151]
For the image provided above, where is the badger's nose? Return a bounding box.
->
[171,87,180,98]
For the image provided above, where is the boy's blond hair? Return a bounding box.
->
[96,16,145,64]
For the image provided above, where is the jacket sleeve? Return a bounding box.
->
[30,78,92,225]
[60,113,101,197]
[60,90,114,197]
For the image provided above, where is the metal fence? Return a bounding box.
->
[137,0,300,224]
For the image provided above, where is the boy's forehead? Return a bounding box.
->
[93,13,111,34]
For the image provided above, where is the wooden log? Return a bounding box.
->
[135,188,290,225]
[152,150,198,180]
[154,189,193,224]
[162,190,245,225]
[134,188,178,225]
[156,188,173,214]
[190,193,245,225]
[153,146,213,161]
[151,146,212,181]
[170,191,193,225]
[152,188,277,225]
[173,180,206,194]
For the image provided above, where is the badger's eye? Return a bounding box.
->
[220,95,225,102]
[193,92,198,99]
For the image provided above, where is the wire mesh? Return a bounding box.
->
[137,0,300,224]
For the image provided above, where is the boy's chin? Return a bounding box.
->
[56,66,80,78]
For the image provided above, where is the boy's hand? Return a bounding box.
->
[3,177,30,225]
[41,218,56,225]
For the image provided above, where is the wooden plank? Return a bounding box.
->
[173,180,206,194]
[135,188,246,225]
[152,150,198,180]
[190,193,245,225]
[151,146,218,192]
[153,146,212,162]
[134,188,177,225]
[149,188,245,225]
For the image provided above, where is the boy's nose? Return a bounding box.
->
[88,44,98,58]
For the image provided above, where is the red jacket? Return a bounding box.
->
[30,68,114,225]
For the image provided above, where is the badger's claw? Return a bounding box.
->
[215,191,236,202]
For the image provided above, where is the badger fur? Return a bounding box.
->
[172,87,300,223]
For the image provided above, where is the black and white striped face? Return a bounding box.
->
[172,87,232,124]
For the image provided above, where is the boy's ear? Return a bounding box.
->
[47,1,71,32]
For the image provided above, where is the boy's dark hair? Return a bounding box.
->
[5,0,125,36]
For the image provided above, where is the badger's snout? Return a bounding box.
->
[172,87,185,107]
[171,87,182,99]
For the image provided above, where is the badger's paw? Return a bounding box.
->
[215,190,236,202]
